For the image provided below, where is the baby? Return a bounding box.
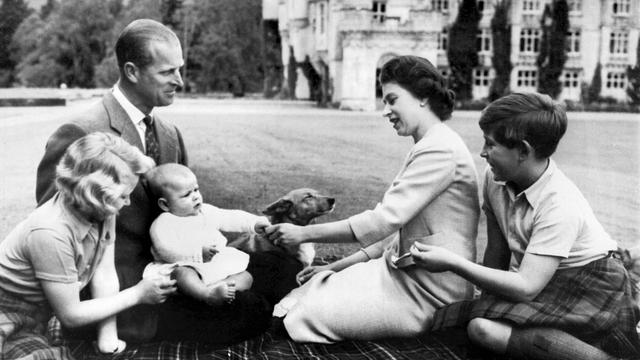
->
[144,163,270,305]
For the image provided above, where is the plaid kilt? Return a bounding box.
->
[0,287,74,360]
[431,255,640,358]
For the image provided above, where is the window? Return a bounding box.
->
[522,0,541,13]
[519,29,541,53]
[372,1,386,23]
[474,68,492,86]
[565,30,581,53]
[606,71,627,89]
[432,0,449,12]
[310,4,317,33]
[319,2,326,34]
[439,68,450,84]
[438,28,448,51]
[562,70,580,88]
[609,31,629,54]
[567,0,582,12]
[517,70,538,87]
[477,0,488,12]
[477,29,492,52]
[612,0,630,15]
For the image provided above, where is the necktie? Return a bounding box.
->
[143,115,160,164]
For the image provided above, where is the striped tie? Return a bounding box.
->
[143,115,160,164]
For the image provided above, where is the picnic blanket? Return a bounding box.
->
[56,319,507,360]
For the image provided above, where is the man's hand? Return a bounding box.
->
[202,245,218,263]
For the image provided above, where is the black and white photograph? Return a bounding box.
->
[0,0,639,359]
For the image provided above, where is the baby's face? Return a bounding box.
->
[164,173,203,217]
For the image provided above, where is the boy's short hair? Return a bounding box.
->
[56,132,155,220]
[479,92,567,158]
[145,163,194,199]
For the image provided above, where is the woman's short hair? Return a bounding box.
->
[479,92,567,159]
[115,19,179,69]
[55,132,155,220]
[379,55,456,120]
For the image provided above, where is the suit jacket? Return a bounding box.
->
[35,91,188,342]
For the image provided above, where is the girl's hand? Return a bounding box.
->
[265,223,305,247]
[296,264,332,285]
[136,275,177,304]
[410,242,460,272]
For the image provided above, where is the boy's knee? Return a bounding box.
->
[467,318,511,354]
[467,318,493,345]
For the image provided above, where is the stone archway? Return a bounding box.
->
[376,53,398,97]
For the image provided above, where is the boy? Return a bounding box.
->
[144,163,270,305]
[411,92,640,359]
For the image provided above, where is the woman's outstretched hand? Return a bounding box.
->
[410,242,460,272]
[264,223,306,247]
[296,264,332,285]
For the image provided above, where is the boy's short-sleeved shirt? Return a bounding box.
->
[483,160,616,270]
[0,193,115,304]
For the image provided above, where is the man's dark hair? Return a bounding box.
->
[115,19,178,69]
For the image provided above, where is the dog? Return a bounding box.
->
[227,188,335,266]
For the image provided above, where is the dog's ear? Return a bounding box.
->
[263,199,293,216]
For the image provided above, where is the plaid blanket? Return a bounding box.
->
[59,321,507,360]
[431,255,640,358]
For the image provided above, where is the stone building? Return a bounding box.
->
[263,0,640,110]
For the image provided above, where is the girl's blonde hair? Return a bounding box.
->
[55,132,155,220]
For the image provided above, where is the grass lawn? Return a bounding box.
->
[1,97,639,262]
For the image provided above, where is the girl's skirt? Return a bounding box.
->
[0,287,73,359]
[430,254,640,358]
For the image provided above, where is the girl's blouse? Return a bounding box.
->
[0,193,114,304]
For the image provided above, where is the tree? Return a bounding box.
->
[161,0,182,28]
[0,0,31,86]
[446,0,481,101]
[262,19,283,98]
[586,62,602,103]
[488,0,511,101]
[187,0,263,95]
[626,36,640,105]
[536,0,569,98]
[40,0,57,19]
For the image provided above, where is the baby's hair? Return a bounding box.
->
[145,163,195,199]
[56,132,155,220]
[379,55,456,120]
[479,92,567,158]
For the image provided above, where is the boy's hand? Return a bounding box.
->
[202,245,218,263]
[410,243,460,272]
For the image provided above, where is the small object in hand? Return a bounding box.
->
[391,252,412,266]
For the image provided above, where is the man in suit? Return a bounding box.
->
[36,19,189,342]
[37,18,298,346]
